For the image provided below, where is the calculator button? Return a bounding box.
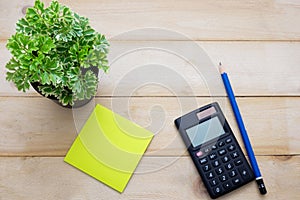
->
[219,174,228,182]
[225,162,233,170]
[196,151,203,157]
[211,145,217,150]
[222,156,230,163]
[212,160,220,167]
[229,169,237,177]
[206,172,215,179]
[239,167,251,180]
[204,148,210,153]
[209,153,217,160]
[213,186,222,195]
[234,159,243,166]
[218,141,225,147]
[199,157,208,165]
[218,149,226,156]
[225,138,232,143]
[223,182,232,190]
[203,164,211,172]
[228,144,236,151]
[210,179,218,186]
[232,178,241,185]
[216,167,224,175]
[231,152,239,159]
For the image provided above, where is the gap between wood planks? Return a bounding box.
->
[1,95,300,98]
[0,154,298,158]
[1,39,300,43]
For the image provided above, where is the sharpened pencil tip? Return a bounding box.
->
[218,62,226,74]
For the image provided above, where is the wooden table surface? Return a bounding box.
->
[0,0,299,199]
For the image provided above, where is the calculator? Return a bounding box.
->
[174,102,254,199]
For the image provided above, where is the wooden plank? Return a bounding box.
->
[0,96,299,156]
[0,156,298,199]
[1,0,300,40]
[1,41,300,97]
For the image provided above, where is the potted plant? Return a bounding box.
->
[5,0,109,108]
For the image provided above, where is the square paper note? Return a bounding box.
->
[64,104,154,192]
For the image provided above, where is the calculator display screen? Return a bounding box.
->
[186,116,225,147]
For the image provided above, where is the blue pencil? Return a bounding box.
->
[219,63,267,195]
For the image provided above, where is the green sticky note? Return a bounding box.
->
[64,104,154,192]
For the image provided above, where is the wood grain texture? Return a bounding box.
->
[1,1,299,199]
[0,0,300,40]
[0,97,299,156]
[0,156,299,200]
[1,41,300,97]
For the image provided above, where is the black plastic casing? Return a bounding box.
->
[174,102,254,199]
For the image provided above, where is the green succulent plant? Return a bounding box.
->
[5,0,109,106]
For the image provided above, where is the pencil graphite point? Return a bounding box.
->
[218,62,225,74]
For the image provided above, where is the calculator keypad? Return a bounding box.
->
[195,135,254,198]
